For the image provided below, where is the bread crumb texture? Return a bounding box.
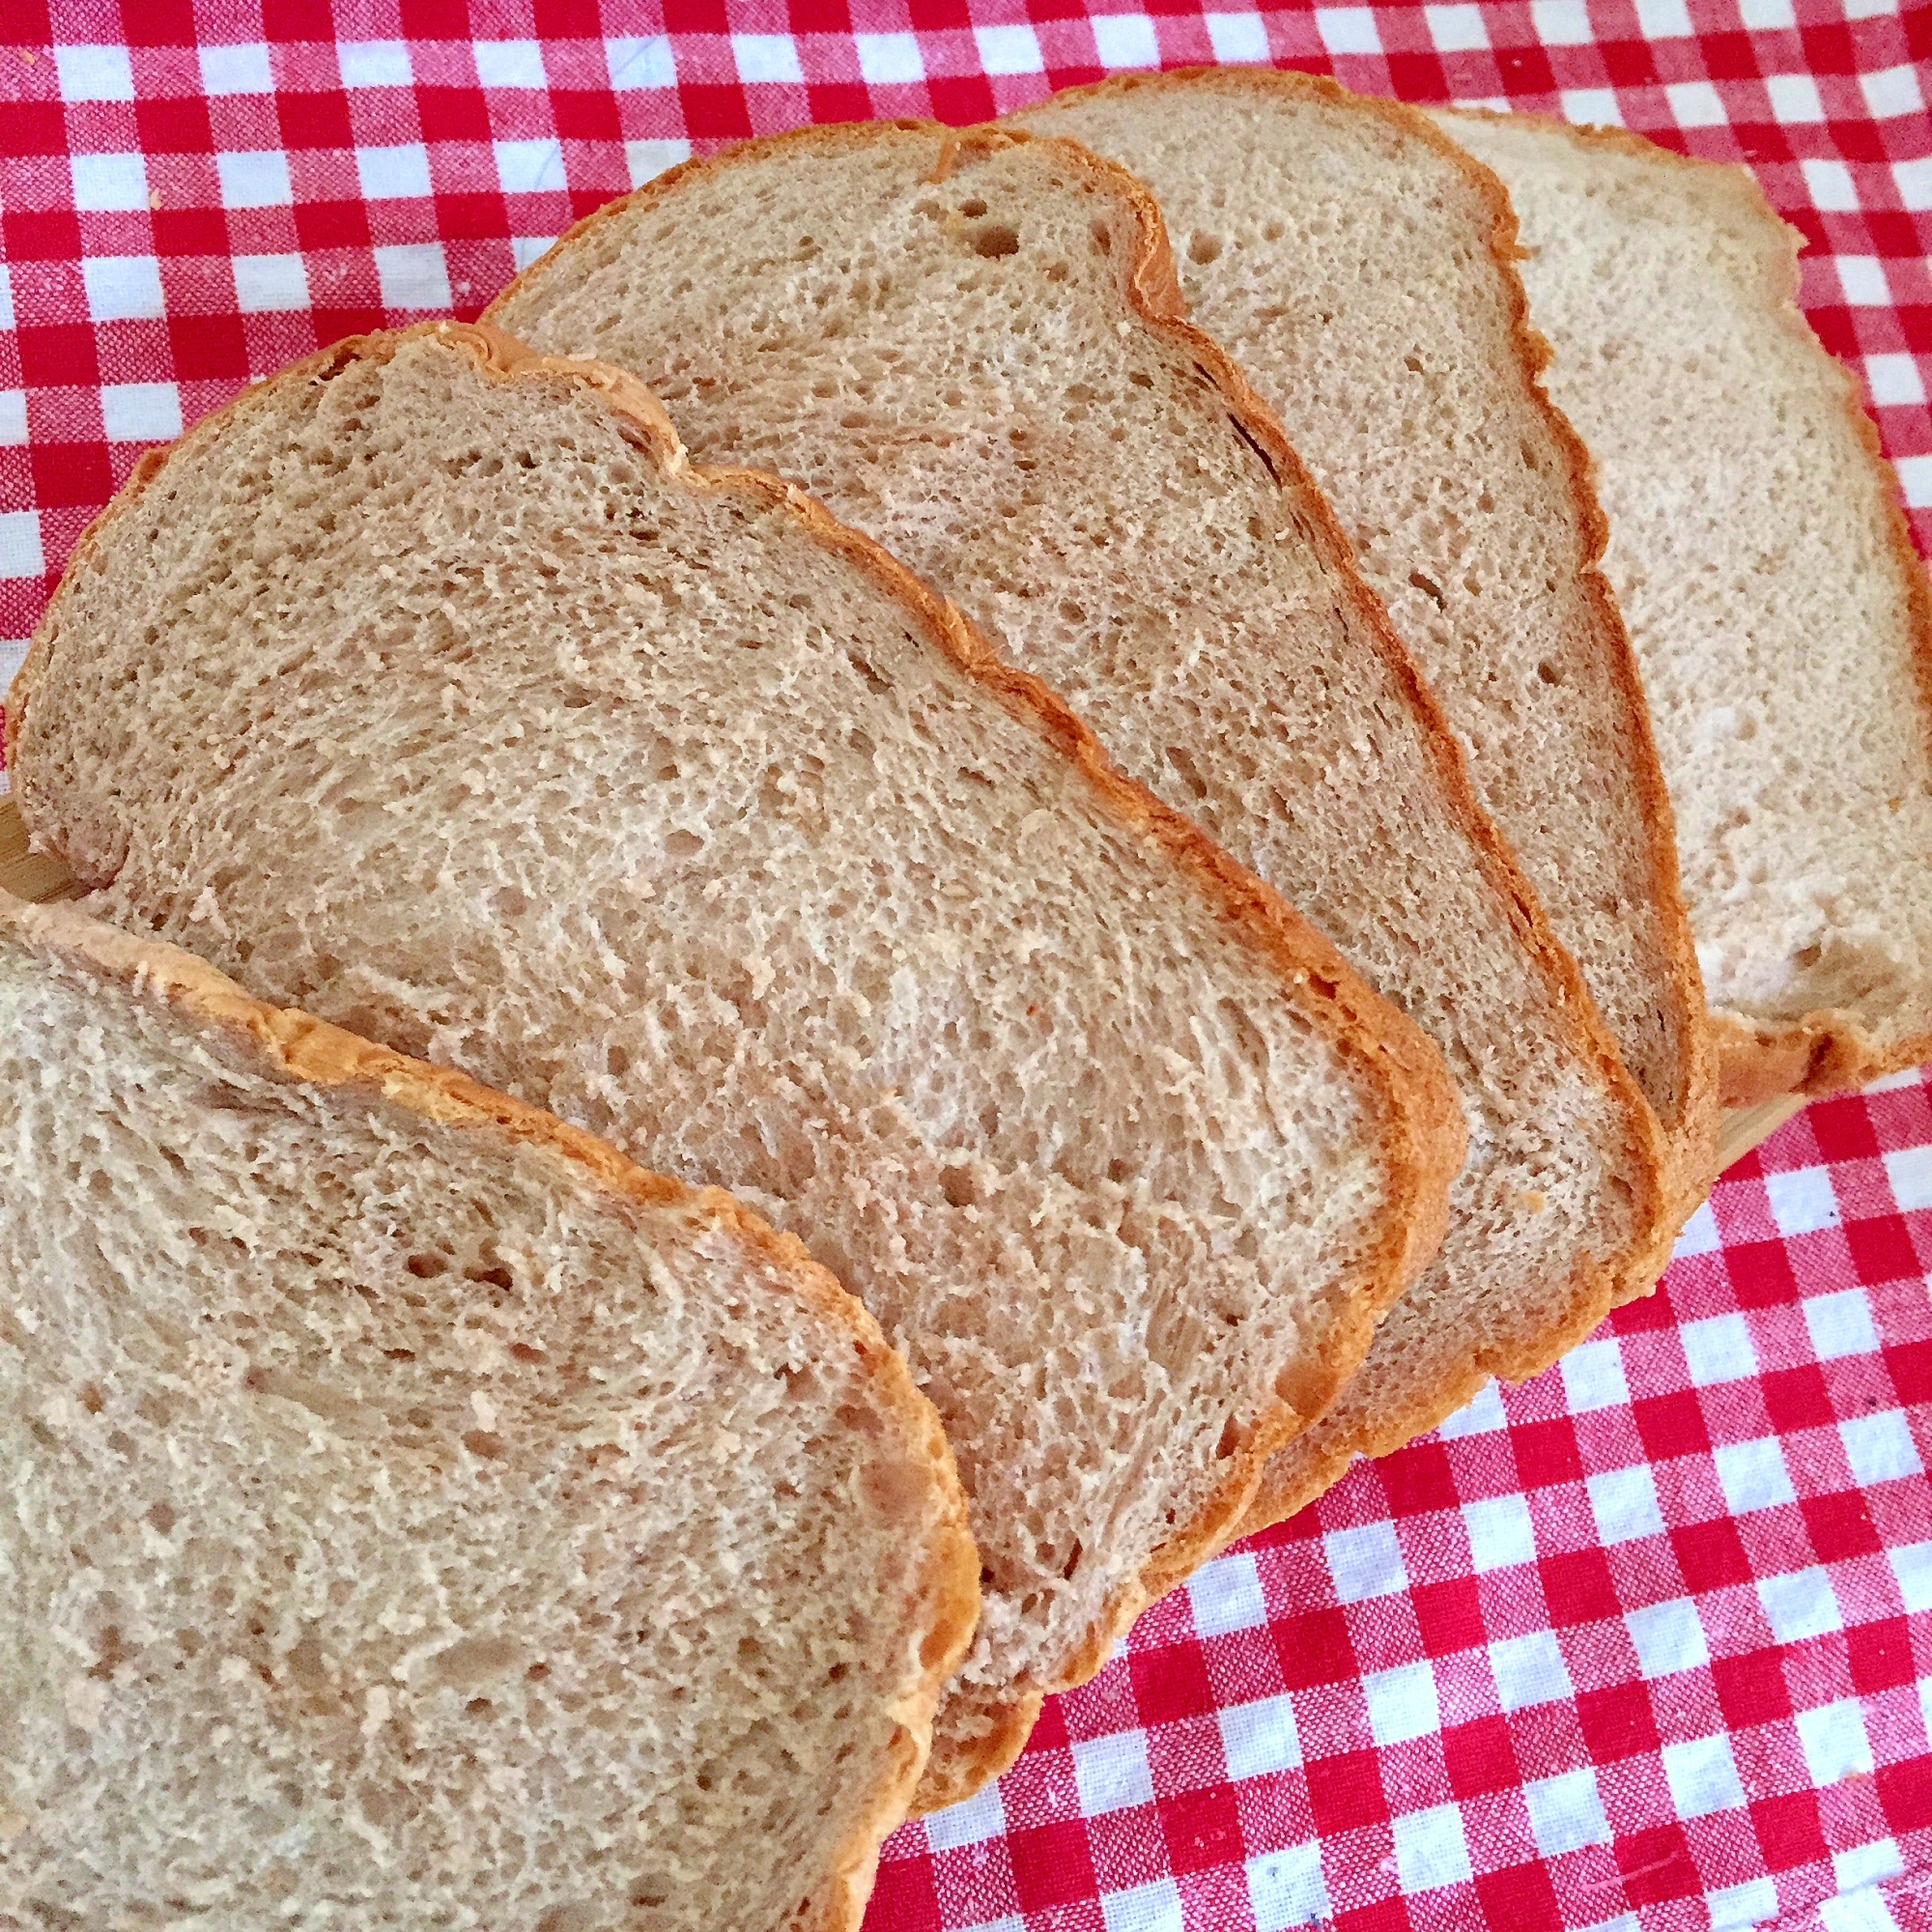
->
[489,126,1659,1538]
[0,895,971,1930]
[11,325,1416,1798]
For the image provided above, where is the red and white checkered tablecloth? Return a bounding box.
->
[2,3,1929,1928]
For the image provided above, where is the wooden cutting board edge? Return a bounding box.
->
[0,793,1811,1169]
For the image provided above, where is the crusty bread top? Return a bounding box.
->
[486,121,1670,1548]
[1011,69,1716,1204]
[0,886,979,1931]
[6,320,1464,1810]
[1439,106,1932,1105]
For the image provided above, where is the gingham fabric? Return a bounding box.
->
[1,3,1928,1928]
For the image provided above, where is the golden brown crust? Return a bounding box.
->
[8,309,1465,1814]
[908,1690,1045,1817]
[1439,105,1932,1104]
[0,884,980,1932]
[1018,67,1718,1228]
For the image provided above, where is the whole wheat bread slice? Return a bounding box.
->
[0,889,977,1931]
[1011,70,1716,1204]
[1439,108,1932,1106]
[483,125,1667,1554]
[5,323,1461,1809]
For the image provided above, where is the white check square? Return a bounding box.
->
[1840,1411,1920,1486]
[1626,1597,1709,1679]
[1363,1661,1439,1747]
[1219,1692,1301,1780]
[1866,355,1927,408]
[81,256,165,323]
[1665,81,1727,127]
[496,141,563,196]
[1586,1463,1664,1545]
[357,145,434,203]
[338,41,412,88]
[856,34,923,84]
[474,40,547,89]
[1071,1729,1154,1815]
[1758,1568,1842,1642]
[1425,6,1489,50]
[1101,1878,1182,1932]
[232,253,309,313]
[1490,1630,1572,1712]
[1390,1803,1471,1891]
[1805,1288,1878,1360]
[1803,160,1860,213]
[1563,1338,1630,1412]
[1324,1520,1406,1602]
[1796,1698,1872,1784]
[1463,1493,1536,1572]
[0,392,25,446]
[1766,1166,1838,1237]
[1766,72,1826,123]
[70,153,148,212]
[1205,12,1269,62]
[732,35,804,83]
[54,43,134,100]
[923,1779,1004,1849]
[216,151,293,211]
[99,383,183,442]
[374,243,453,312]
[1094,14,1159,67]
[1713,1436,1796,1515]
[1523,1767,1610,1855]
[975,24,1043,73]
[0,511,43,581]
[1680,1311,1757,1385]
[625,141,691,188]
[1247,1843,1325,1931]
[200,43,273,96]
[1662,1733,1746,1818]
[1189,1550,1267,1635]
[1315,8,1379,53]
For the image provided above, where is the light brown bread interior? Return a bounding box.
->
[485,123,1666,1547]
[1011,69,1716,1204]
[1439,107,1932,1106]
[6,323,1460,1808]
[0,890,977,1932]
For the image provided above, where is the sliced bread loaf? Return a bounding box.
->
[4,322,1461,1807]
[1011,70,1716,1202]
[0,889,977,1931]
[483,125,1667,1544]
[1439,108,1932,1105]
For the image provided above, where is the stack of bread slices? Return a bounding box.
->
[3,67,1926,1930]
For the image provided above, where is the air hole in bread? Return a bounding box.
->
[405,1252,447,1279]
[1409,570,1446,610]
[958,198,987,218]
[970,222,1020,259]
[1536,661,1563,686]
[1187,232,1222,266]
[1091,220,1112,255]
[1166,744,1210,802]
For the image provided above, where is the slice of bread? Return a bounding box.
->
[0,889,977,1931]
[5,323,1462,1808]
[1440,108,1932,1106]
[482,125,1668,1545]
[1011,70,1716,1204]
